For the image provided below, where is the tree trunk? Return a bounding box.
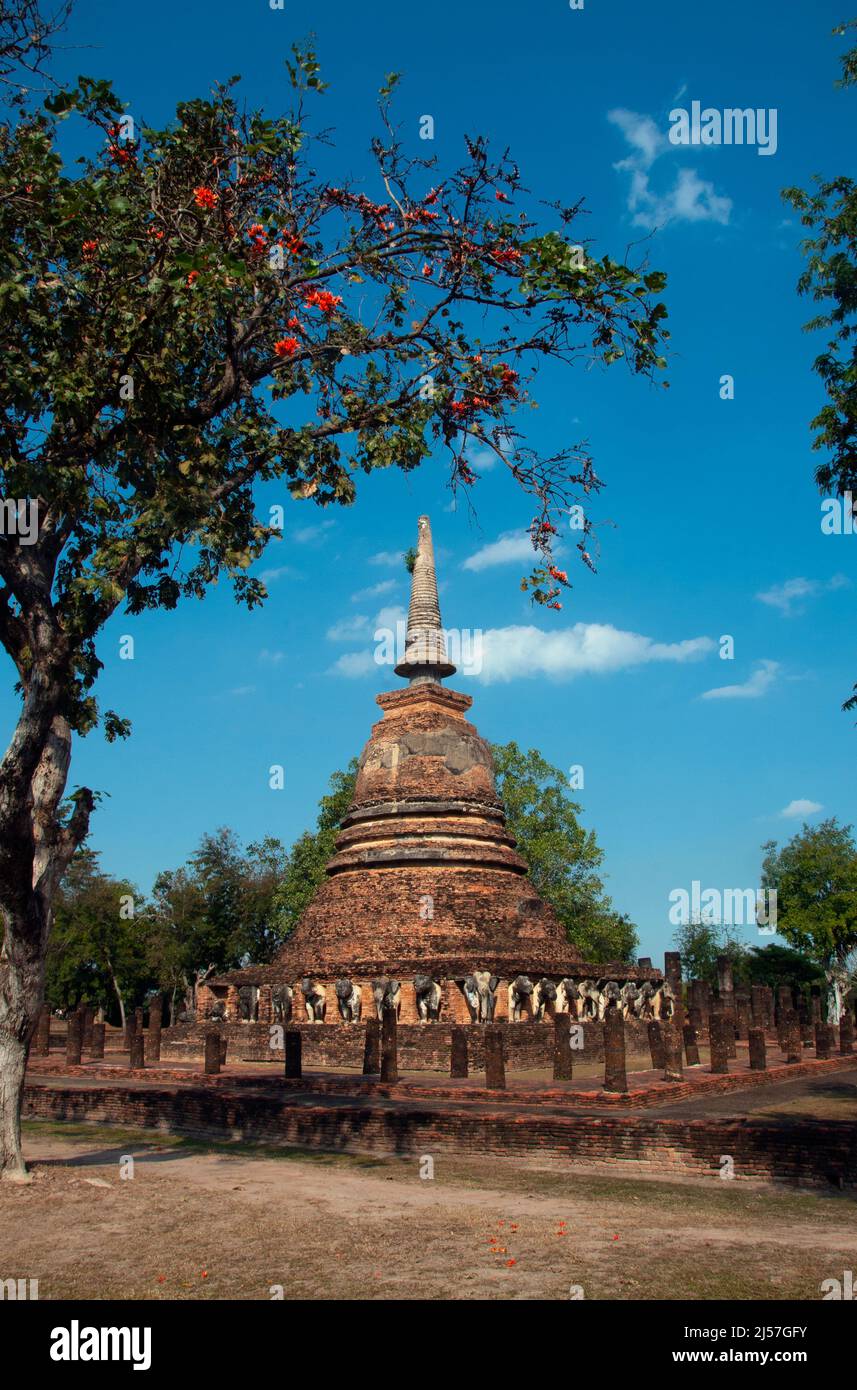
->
[0,901,48,1182]
[105,955,125,1031]
[0,712,93,1180]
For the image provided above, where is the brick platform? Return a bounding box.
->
[22,1053,857,1189]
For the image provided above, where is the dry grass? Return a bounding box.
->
[0,1121,854,1301]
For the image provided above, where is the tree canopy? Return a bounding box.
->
[761,817,857,1019]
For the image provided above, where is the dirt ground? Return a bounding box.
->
[2,1120,855,1300]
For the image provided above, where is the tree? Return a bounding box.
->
[761,819,857,1021]
[46,846,148,1024]
[491,741,638,962]
[671,919,750,986]
[782,21,857,712]
[144,828,288,1020]
[0,0,72,96]
[0,38,668,1178]
[742,943,825,994]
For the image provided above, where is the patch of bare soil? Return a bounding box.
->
[1,1123,854,1301]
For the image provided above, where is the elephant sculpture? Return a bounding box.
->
[238,985,258,1023]
[334,978,362,1023]
[413,975,442,1022]
[508,974,534,1023]
[372,978,401,1019]
[271,984,293,1024]
[654,981,676,1020]
[637,981,657,1020]
[300,977,326,1023]
[463,971,499,1022]
[620,982,641,1019]
[533,977,558,1021]
[598,980,622,1020]
[209,1000,227,1024]
[577,979,601,1022]
[557,978,580,1017]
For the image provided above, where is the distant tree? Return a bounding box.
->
[145,827,288,1020]
[672,918,750,987]
[492,740,638,963]
[743,942,825,993]
[47,847,148,1026]
[782,21,857,712]
[761,818,857,1021]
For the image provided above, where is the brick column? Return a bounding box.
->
[129,1031,145,1070]
[798,997,813,1047]
[553,1014,573,1081]
[219,1035,228,1066]
[689,979,710,1027]
[664,951,684,1030]
[450,1026,468,1079]
[81,1006,94,1052]
[603,1009,627,1094]
[284,1028,302,1078]
[750,985,766,1028]
[735,992,751,1041]
[90,1022,105,1060]
[839,1014,854,1055]
[784,1012,801,1064]
[123,1014,135,1050]
[748,1027,767,1070]
[683,1020,701,1067]
[708,1015,730,1074]
[637,956,652,969]
[362,1019,380,1075]
[661,1021,683,1081]
[484,1026,506,1089]
[33,1005,51,1056]
[66,1010,82,1066]
[810,985,822,1025]
[815,1022,832,1059]
[380,1008,399,1084]
[204,1031,221,1075]
[647,1020,664,1070]
[146,998,162,1063]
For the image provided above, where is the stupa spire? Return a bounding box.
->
[394,515,457,684]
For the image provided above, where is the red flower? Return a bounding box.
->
[421,263,434,277]
[304,288,343,317]
[494,189,511,203]
[82,240,98,260]
[194,186,218,210]
[186,270,200,286]
[273,337,299,358]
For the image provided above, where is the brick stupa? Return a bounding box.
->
[206,516,656,1023]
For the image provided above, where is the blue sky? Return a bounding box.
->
[5,0,855,962]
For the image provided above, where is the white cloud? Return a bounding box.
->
[701,659,779,701]
[462,531,536,572]
[258,564,295,585]
[369,549,406,568]
[329,650,376,678]
[756,574,849,615]
[608,106,732,230]
[327,614,370,642]
[779,798,823,819]
[259,649,285,665]
[351,579,397,603]
[228,685,256,697]
[293,519,335,545]
[470,622,714,684]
